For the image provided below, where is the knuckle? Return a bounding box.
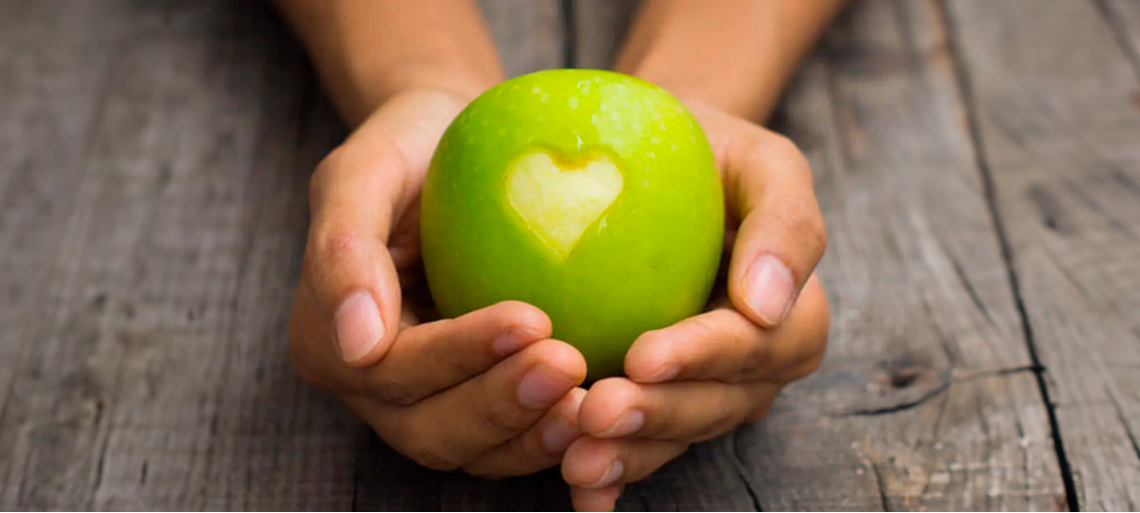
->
[777,199,828,257]
[404,441,463,471]
[738,338,768,383]
[771,133,811,173]
[368,372,418,406]
[736,130,805,175]
[475,400,534,435]
[798,346,828,379]
[693,404,739,442]
[780,348,826,383]
[802,351,826,377]
[391,418,464,471]
[686,315,719,341]
[312,230,365,267]
[309,146,348,200]
[301,230,367,301]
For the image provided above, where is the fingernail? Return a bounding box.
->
[334,292,385,363]
[744,254,795,325]
[542,418,580,454]
[588,460,624,488]
[518,366,573,409]
[494,326,542,356]
[602,410,644,437]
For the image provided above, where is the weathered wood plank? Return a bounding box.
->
[740,1,1064,509]
[0,2,361,509]
[478,0,565,77]
[0,0,574,510]
[945,0,1140,509]
[576,0,1066,510]
[573,0,638,70]
[0,1,122,463]
[1099,0,1140,78]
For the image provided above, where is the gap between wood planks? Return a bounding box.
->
[937,0,1081,510]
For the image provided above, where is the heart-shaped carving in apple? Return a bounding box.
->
[420,69,724,380]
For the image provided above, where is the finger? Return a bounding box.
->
[563,437,687,489]
[303,138,410,366]
[578,378,779,442]
[462,387,586,478]
[570,485,624,512]
[363,339,587,471]
[722,127,827,328]
[288,284,368,393]
[362,301,552,405]
[624,274,830,384]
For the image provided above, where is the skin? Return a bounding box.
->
[421,70,725,381]
[274,0,843,510]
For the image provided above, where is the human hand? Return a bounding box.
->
[561,102,831,511]
[288,87,588,478]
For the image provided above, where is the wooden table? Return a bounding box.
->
[1,0,1138,510]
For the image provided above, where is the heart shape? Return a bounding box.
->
[505,150,624,260]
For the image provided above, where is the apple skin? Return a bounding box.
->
[420,69,724,380]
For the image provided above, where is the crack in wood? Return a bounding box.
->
[89,434,111,507]
[560,0,576,67]
[938,1,1082,509]
[1104,384,1140,464]
[871,462,891,512]
[1094,0,1140,83]
[837,364,1040,417]
[730,431,763,512]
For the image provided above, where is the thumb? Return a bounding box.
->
[302,138,410,367]
[723,129,827,328]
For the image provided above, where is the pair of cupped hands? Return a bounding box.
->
[288,85,829,512]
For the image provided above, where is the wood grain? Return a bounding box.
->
[0,0,124,454]
[945,0,1140,509]
[0,2,359,509]
[1099,0,1140,80]
[575,0,1066,510]
[4,0,1128,510]
[572,0,639,69]
[748,1,1065,509]
[478,0,565,77]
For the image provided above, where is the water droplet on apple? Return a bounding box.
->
[568,97,579,110]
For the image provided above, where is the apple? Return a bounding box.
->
[420,69,724,380]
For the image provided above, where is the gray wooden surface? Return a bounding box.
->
[0,0,1135,510]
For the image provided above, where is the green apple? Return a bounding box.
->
[420,69,724,380]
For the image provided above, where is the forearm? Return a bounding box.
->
[615,0,845,122]
[273,0,504,126]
